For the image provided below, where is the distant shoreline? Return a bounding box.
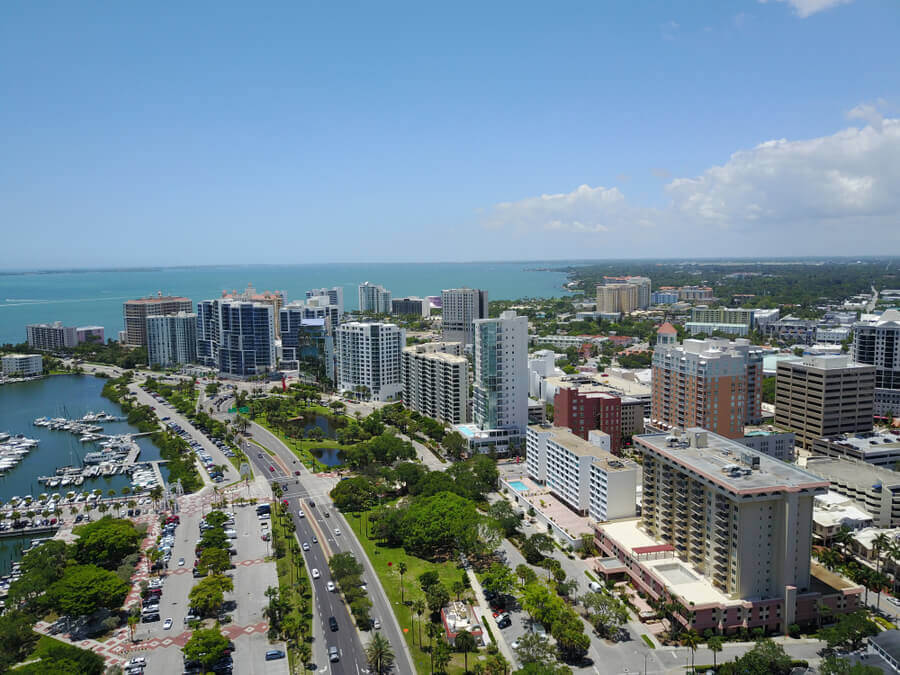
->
[3,254,896,277]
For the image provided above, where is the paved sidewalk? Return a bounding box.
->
[465,568,517,665]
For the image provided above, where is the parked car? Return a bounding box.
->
[265,650,285,661]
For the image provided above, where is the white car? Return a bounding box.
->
[334,528,341,536]
[302,542,310,551]
[511,638,521,649]
[326,581,336,592]
[127,657,147,667]
[312,568,320,579]
[297,510,305,518]
[163,618,173,630]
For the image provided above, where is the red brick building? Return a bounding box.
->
[554,385,622,453]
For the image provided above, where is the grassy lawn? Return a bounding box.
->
[345,511,480,675]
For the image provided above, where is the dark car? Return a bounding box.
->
[265,650,285,661]
[329,616,338,632]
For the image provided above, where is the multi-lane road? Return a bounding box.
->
[243,437,371,673]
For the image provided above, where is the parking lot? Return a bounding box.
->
[130,497,286,675]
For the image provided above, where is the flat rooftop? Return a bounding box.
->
[806,456,900,488]
[600,520,734,606]
[637,429,829,495]
[820,431,900,454]
[126,296,191,304]
[530,426,635,474]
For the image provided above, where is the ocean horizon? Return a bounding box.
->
[0,261,576,346]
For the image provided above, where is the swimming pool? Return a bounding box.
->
[509,480,529,492]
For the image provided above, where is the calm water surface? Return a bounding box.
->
[0,262,572,344]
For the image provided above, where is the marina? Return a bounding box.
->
[0,375,171,572]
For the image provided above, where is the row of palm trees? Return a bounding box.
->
[820,525,900,606]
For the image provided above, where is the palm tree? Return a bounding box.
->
[455,629,477,673]
[680,630,701,674]
[834,525,855,561]
[874,532,893,607]
[397,561,408,604]
[708,635,724,670]
[452,579,466,601]
[365,633,395,674]
[127,614,139,642]
[413,598,426,646]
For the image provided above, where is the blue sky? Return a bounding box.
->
[1,0,898,268]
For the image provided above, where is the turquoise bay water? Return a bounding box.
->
[0,262,572,345]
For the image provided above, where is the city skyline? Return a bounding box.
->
[2,1,898,268]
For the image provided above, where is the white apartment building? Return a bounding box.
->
[146,312,198,368]
[1,354,43,377]
[532,335,607,349]
[441,288,489,346]
[528,349,561,399]
[335,322,405,401]
[358,282,392,314]
[26,322,77,350]
[639,429,828,601]
[306,287,344,315]
[526,425,637,521]
[473,310,528,434]
[401,342,468,424]
[852,309,900,416]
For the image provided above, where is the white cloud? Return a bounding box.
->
[759,0,855,18]
[481,109,900,255]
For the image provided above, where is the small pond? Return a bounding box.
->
[301,414,339,439]
[310,447,343,467]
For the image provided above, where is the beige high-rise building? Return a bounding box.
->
[222,284,286,338]
[775,355,875,450]
[401,342,468,425]
[123,293,193,347]
[651,326,763,439]
[596,283,639,314]
[639,428,828,600]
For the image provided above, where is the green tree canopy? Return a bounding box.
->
[183,624,230,670]
[330,476,379,512]
[189,574,234,617]
[73,516,141,570]
[399,491,479,559]
[198,547,231,576]
[47,564,129,617]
